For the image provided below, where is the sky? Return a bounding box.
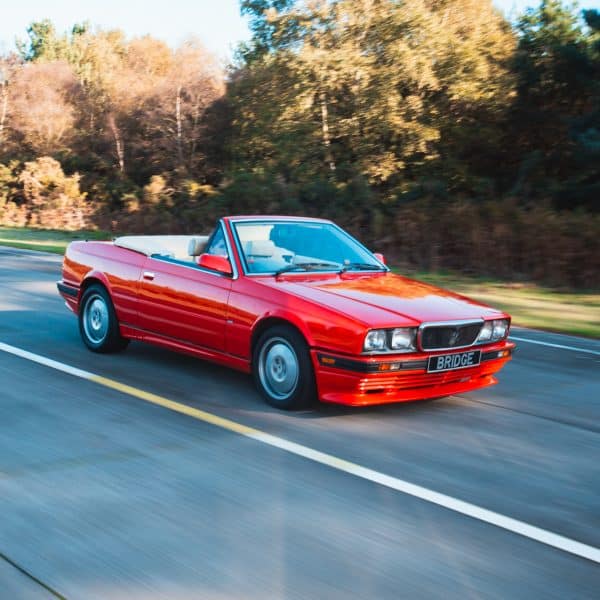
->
[0,0,598,61]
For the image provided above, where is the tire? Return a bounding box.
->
[253,324,316,410]
[78,283,129,353]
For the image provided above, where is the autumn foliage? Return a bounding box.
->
[0,1,598,287]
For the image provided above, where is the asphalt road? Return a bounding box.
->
[0,245,599,599]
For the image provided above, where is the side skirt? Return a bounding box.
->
[119,323,251,374]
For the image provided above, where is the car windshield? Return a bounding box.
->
[233,220,385,275]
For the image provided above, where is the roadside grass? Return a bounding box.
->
[408,271,600,339]
[0,226,597,338]
[0,226,110,254]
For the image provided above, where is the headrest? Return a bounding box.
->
[188,237,208,256]
[244,240,275,257]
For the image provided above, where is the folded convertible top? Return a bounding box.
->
[114,235,208,260]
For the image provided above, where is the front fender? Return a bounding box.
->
[251,305,366,357]
[252,308,317,348]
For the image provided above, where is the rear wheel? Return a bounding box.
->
[253,325,316,410]
[79,284,129,353]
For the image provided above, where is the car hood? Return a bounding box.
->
[261,272,504,326]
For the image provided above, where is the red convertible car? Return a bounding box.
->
[57,216,514,409]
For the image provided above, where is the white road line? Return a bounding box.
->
[510,336,600,356]
[1,340,599,564]
[0,342,95,378]
[250,432,600,563]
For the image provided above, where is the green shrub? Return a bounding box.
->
[17,156,90,230]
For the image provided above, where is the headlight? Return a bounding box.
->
[477,319,509,343]
[477,321,493,342]
[364,330,387,351]
[492,319,509,340]
[363,328,417,352]
[390,327,416,351]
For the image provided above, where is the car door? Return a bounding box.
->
[137,225,233,352]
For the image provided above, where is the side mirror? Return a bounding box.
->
[373,252,386,265]
[197,253,232,275]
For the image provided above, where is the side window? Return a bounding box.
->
[205,226,228,257]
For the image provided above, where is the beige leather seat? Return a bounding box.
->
[244,240,276,257]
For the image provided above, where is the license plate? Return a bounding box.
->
[427,350,481,373]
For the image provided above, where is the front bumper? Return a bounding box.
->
[311,340,515,406]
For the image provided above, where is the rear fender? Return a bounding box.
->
[81,270,113,297]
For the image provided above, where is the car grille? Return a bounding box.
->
[420,322,482,351]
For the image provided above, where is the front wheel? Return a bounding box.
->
[253,325,316,410]
[79,284,129,353]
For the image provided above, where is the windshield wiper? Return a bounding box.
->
[275,261,340,276]
[339,262,386,273]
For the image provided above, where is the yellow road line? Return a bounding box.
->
[92,375,257,436]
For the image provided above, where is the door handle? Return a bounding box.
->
[143,271,155,280]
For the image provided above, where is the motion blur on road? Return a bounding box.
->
[0,245,599,599]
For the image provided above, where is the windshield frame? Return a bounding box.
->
[229,218,389,277]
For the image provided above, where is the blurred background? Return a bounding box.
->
[1,7,599,598]
[0,0,598,289]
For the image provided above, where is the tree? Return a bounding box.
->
[16,19,69,62]
[0,58,16,148]
[9,61,80,156]
[121,39,224,179]
[228,0,515,193]
[240,0,297,57]
[509,1,600,206]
